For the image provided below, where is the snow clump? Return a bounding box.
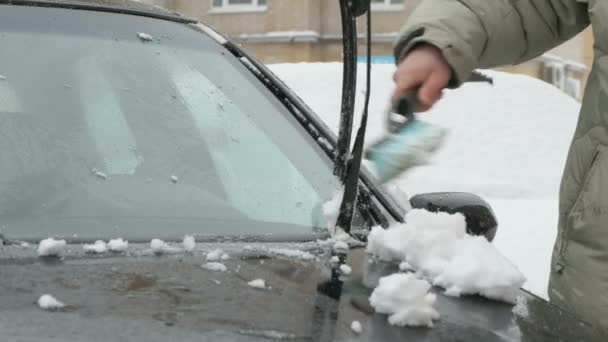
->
[207,249,229,261]
[183,235,196,252]
[351,321,363,334]
[248,279,266,289]
[333,240,349,252]
[369,273,439,327]
[150,239,180,254]
[367,209,525,303]
[37,238,67,257]
[137,32,154,42]
[322,187,344,233]
[339,264,352,275]
[37,294,65,311]
[107,238,128,252]
[202,262,227,272]
[83,240,107,254]
[268,248,314,260]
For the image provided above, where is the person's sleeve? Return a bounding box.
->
[394,0,590,87]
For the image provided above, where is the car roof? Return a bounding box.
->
[0,0,197,24]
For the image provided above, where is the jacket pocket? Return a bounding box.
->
[560,145,605,259]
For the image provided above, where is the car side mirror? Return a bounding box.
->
[409,192,498,242]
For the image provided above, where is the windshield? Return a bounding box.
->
[0,5,342,241]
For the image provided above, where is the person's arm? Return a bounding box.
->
[392,0,590,108]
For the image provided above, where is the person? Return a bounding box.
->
[392,0,607,329]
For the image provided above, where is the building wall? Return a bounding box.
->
[145,0,591,99]
[173,0,320,35]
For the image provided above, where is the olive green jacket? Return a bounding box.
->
[395,0,608,328]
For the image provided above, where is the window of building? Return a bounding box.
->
[211,0,267,13]
[371,0,404,10]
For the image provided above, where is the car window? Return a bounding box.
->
[0,7,343,241]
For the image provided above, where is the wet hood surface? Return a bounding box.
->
[1,243,605,341]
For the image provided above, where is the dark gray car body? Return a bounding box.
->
[1,244,605,341]
[0,1,605,341]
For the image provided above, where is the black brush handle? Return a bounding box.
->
[393,88,420,119]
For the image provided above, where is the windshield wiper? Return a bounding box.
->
[0,232,19,246]
[334,0,376,235]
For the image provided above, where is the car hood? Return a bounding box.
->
[0,243,605,341]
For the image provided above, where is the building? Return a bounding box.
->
[147,0,592,99]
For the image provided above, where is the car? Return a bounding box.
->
[0,0,605,341]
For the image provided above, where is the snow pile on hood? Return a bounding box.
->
[107,238,128,252]
[137,32,153,42]
[367,209,525,303]
[37,238,67,257]
[150,239,180,254]
[202,262,227,272]
[339,264,352,275]
[271,62,581,299]
[83,240,107,254]
[268,248,315,260]
[37,294,65,311]
[351,321,362,334]
[207,249,229,261]
[322,187,344,233]
[248,279,266,289]
[369,273,439,327]
[183,235,196,252]
[321,188,365,250]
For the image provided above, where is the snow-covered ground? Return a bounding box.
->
[270,63,580,299]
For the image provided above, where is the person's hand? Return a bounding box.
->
[392,44,452,112]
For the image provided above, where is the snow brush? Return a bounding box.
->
[365,71,493,183]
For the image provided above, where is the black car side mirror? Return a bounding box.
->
[409,192,498,242]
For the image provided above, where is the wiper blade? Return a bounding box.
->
[0,233,20,246]
[334,0,373,234]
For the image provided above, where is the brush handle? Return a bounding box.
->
[392,87,420,119]
[387,87,420,133]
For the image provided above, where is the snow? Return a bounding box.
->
[37,238,66,257]
[399,261,413,271]
[37,294,65,311]
[370,273,440,327]
[270,63,580,299]
[150,239,179,254]
[94,171,108,180]
[317,137,333,151]
[20,242,30,248]
[330,256,340,264]
[351,321,363,334]
[194,23,228,45]
[268,248,314,260]
[239,329,296,340]
[322,187,344,233]
[83,240,107,254]
[333,240,349,252]
[247,279,266,289]
[206,249,228,261]
[386,185,412,211]
[367,209,525,303]
[236,30,319,42]
[202,262,227,272]
[339,264,352,275]
[107,238,128,252]
[137,32,154,42]
[183,235,196,252]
